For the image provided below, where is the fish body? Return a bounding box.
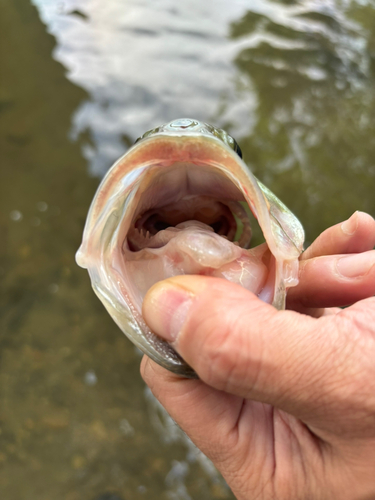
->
[76,119,304,377]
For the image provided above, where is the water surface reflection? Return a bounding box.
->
[229,0,375,242]
[33,0,255,176]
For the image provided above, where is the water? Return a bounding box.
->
[0,0,374,499]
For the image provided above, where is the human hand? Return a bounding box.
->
[141,211,375,500]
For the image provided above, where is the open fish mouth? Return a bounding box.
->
[76,119,304,378]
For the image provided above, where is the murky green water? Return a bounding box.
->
[1,1,374,499]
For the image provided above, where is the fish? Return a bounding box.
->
[76,118,304,378]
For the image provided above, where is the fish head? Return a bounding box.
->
[76,119,304,377]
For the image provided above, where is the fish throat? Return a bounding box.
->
[127,195,252,251]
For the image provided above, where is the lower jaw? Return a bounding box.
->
[122,227,274,312]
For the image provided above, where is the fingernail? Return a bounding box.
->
[336,251,375,278]
[145,283,194,343]
[341,212,358,236]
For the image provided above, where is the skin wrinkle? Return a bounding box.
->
[330,451,375,500]
[244,403,275,461]
[234,401,274,468]
[222,300,279,399]
[332,309,375,423]
[277,410,320,471]
[300,318,360,427]
[210,405,245,472]
[226,419,278,500]
[273,411,307,497]
[220,440,256,492]
[193,313,224,383]
[248,472,276,500]
[202,334,240,392]
[186,304,227,385]
[218,317,262,396]
[340,297,375,337]
[303,315,374,438]
[208,428,243,470]
[307,318,353,402]
[226,404,278,500]
[268,405,277,488]
[185,294,254,391]
[208,401,245,456]
[220,313,258,396]
[335,260,375,282]
[255,314,326,413]
[199,400,249,473]
[344,447,375,492]
[228,469,266,500]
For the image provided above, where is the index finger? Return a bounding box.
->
[302,211,375,261]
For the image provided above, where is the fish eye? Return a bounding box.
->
[233,139,242,159]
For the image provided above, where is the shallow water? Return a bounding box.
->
[0,0,374,499]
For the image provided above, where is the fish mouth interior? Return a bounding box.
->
[115,162,273,314]
[125,162,252,251]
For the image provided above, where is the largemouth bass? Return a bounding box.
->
[76,119,304,378]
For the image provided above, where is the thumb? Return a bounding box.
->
[142,276,375,428]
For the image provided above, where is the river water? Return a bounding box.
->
[1,1,374,499]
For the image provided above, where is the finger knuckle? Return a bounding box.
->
[194,310,254,393]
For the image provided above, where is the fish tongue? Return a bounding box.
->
[172,221,241,268]
[171,225,269,295]
[124,222,269,306]
[175,220,215,231]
